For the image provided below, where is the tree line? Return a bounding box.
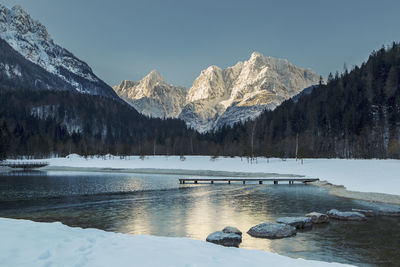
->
[1,43,400,159]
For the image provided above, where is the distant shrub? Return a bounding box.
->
[210,155,218,161]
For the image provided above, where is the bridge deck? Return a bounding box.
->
[179,178,319,184]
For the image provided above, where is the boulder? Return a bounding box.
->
[222,226,242,236]
[276,217,313,229]
[327,209,367,221]
[247,222,296,239]
[305,212,330,224]
[351,209,376,217]
[206,231,242,247]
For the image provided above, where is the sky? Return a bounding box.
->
[2,0,400,88]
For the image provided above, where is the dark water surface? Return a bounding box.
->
[0,171,399,266]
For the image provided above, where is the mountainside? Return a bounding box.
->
[115,53,321,132]
[0,4,118,99]
[113,70,187,118]
[180,52,321,132]
[208,43,400,159]
[0,38,77,91]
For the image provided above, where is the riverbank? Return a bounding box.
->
[313,180,400,206]
[0,218,352,267]
[3,155,400,205]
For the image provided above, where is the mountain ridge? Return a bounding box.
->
[0,4,118,99]
[113,70,188,118]
[114,52,321,132]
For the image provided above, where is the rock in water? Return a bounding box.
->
[351,209,376,217]
[305,212,330,224]
[222,226,242,236]
[327,209,367,221]
[247,222,296,239]
[206,231,242,247]
[276,217,313,228]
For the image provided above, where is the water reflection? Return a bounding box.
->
[0,172,399,266]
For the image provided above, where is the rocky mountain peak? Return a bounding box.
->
[113,71,187,118]
[114,52,320,132]
[0,4,118,99]
[249,51,263,60]
[179,52,321,132]
[141,69,166,88]
[116,80,138,90]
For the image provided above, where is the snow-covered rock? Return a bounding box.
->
[247,222,297,239]
[276,217,313,229]
[0,4,117,98]
[180,52,321,132]
[113,70,187,118]
[351,209,376,217]
[206,231,242,247]
[306,212,330,223]
[222,226,242,236]
[327,209,367,221]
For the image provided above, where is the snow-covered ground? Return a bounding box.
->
[10,155,400,196]
[0,218,352,267]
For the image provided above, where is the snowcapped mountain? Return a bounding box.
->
[180,52,321,132]
[113,70,187,118]
[115,53,321,132]
[0,4,118,99]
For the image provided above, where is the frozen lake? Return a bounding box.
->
[0,171,399,266]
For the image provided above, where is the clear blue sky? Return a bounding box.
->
[3,0,400,88]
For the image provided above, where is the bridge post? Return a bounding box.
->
[259,181,262,184]
[274,181,278,184]
[228,180,231,184]
[243,181,245,184]
[211,180,214,184]
[194,180,198,184]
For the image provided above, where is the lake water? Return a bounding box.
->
[0,171,399,266]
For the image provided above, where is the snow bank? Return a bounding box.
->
[53,156,400,196]
[7,156,400,195]
[0,218,351,267]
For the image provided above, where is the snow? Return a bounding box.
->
[114,52,320,132]
[180,52,320,132]
[0,218,352,267]
[0,4,103,94]
[113,70,187,119]
[9,155,400,196]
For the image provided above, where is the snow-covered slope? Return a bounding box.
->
[180,52,321,132]
[0,4,118,99]
[113,70,187,118]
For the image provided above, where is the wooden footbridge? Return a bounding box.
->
[179,177,319,185]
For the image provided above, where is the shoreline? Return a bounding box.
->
[40,166,301,178]
[0,218,351,267]
[3,164,400,206]
[312,180,400,206]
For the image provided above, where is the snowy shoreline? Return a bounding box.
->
[3,155,400,205]
[0,218,352,267]
[1,156,399,266]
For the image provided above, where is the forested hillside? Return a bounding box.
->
[1,43,400,159]
[208,43,400,158]
[0,89,200,158]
